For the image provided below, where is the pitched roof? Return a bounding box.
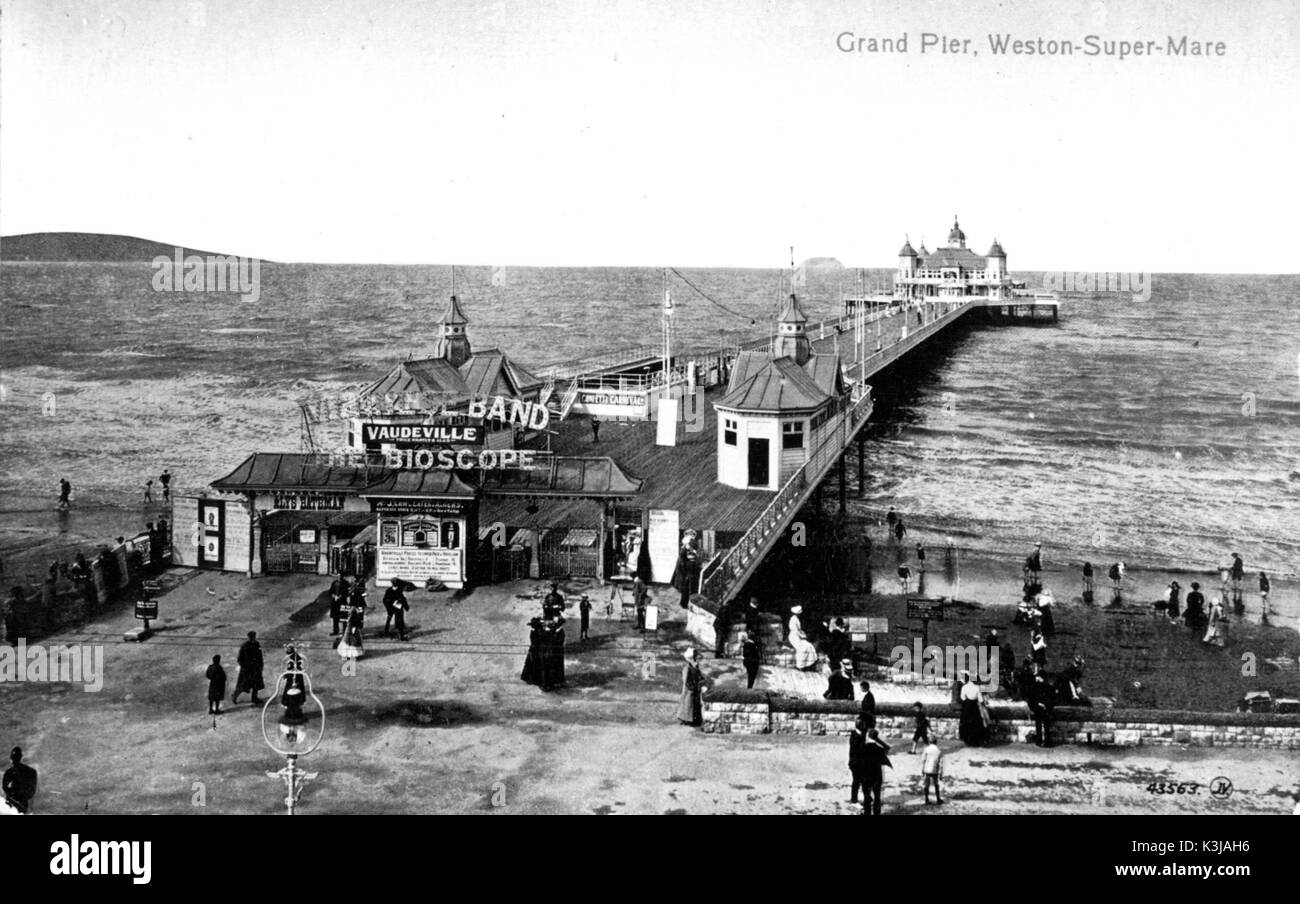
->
[727,351,771,393]
[803,353,844,396]
[210,453,383,492]
[460,350,544,397]
[716,356,831,413]
[358,468,477,498]
[361,358,469,407]
[986,239,1005,258]
[920,247,989,270]
[899,239,917,257]
[480,456,643,498]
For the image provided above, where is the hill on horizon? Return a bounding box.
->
[0,232,254,262]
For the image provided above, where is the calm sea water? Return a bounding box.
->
[1,263,1297,576]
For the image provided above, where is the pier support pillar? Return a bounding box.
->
[838,454,847,512]
[856,438,865,496]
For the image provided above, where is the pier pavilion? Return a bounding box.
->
[180,237,1046,608]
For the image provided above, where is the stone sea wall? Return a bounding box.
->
[701,689,1300,749]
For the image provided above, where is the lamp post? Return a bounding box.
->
[261,644,325,815]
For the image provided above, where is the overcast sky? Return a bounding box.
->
[2,0,1297,271]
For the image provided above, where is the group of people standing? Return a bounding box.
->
[521,581,568,691]
[204,631,267,713]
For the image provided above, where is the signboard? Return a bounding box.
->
[467,395,549,430]
[272,491,345,511]
[647,508,680,584]
[372,498,472,516]
[134,599,158,620]
[644,603,659,631]
[576,389,651,419]
[906,598,946,621]
[361,419,484,449]
[655,397,679,446]
[847,616,889,642]
[376,545,462,584]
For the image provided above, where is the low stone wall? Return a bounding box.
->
[3,529,170,643]
[701,690,1300,749]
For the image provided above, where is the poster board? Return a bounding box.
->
[647,508,680,585]
[170,496,200,568]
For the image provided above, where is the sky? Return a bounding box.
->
[2,0,1298,271]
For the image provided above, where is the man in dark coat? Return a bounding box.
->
[740,631,761,689]
[231,631,265,705]
[205,654,227,715]
[671,539,701,609]
[2,747,38,814]
[860,729,892,815]
[382,578,411,640]
[329,575,350,635]
[824,659,855,700]
[859,680,877,728]
[848,716,869,805]
[1027,663,1054,747]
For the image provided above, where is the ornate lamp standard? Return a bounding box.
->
[260,644,325,815]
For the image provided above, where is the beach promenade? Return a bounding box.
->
[1,570,1292,815]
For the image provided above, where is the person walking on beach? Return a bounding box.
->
[921,736,944,805]
[2,747,38,814]
[1183,582,1205,631]
[231,631,265,705]
[886,507,898,530]
[893,518,908,544]
[1082,561,1094,603]
[910,702,930,754]
[1027,663,1054,747]
[144,479,154,503]
[898,562,912,594]
[58,478,71,509]
[740,631,761,689]
[1027,543,1042,583]
[1203,594,1227,647]
[677,648,706,727]
[590,414,600,444]
[1230,553,1245,611]
[1164,581,1181,623]
[915,543,926,571]
[1259,571,1271,617]
[205,654,227,715]
[159,469,172,501]
[578,593,592,641]
[1107,561,1123,603]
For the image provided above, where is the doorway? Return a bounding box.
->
[747,437,770,488]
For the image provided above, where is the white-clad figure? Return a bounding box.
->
[787,605,818,670]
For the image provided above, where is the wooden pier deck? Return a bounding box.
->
[516,298,978,606]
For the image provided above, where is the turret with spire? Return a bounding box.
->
[433,293,472,367]
[772,292,811,366]
[947,215,966,249]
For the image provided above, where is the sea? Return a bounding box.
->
[1,262,1297,581]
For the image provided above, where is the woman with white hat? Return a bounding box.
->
[787,605,818,670]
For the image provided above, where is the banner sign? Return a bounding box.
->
[372,498,471,516]
[272,491,345,511]
[361,419,484,449]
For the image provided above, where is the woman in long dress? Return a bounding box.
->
[677,648,707,726]
[337,604,364,659]
[1202,595,1227,647]
[787,605,818,670]
[958,673,986,746]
